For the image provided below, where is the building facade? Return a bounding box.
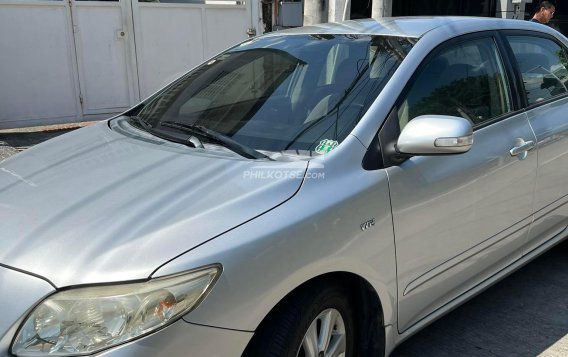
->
[268,1,564,35]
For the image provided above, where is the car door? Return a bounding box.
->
[383,34,538,332]
[504,32,568,254]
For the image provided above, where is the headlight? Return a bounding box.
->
[12,265,221,356]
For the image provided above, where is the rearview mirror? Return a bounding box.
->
[396,115,473,155]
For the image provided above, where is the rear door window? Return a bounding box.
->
[507,35,568,105]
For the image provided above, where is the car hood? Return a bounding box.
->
[0,120,306,287]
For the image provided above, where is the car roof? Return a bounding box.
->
[268,16,558,39]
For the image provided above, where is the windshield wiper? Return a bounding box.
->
[129,115,205,148]
[129,115,151,131]
[160,121,273,160]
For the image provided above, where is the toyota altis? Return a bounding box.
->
[1,17,567,357]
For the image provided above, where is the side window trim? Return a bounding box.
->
[500,30,568,111]
[495,31,526,110]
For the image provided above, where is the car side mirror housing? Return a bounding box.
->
[396,115,473,155]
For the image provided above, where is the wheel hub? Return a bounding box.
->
[297,308,347,357]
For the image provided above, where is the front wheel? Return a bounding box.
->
[243,283,357,357]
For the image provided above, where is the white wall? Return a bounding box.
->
[0,1,80,127]
[134,3,250,99]
[0,0,255,128]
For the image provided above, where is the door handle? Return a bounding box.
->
[509,139,535,160]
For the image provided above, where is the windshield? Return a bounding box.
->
[131,34,414,157]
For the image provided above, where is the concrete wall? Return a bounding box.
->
[496,0,530,20]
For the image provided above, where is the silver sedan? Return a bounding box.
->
[1,16,567,357]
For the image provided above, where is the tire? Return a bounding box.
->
[243,282,357,357]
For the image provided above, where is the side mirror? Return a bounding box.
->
[397,115,473,155]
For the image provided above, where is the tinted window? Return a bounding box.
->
[507,35,568,105]
[133,35,413,156]
[399,37,512,128]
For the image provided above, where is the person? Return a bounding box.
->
[530,1,556,24]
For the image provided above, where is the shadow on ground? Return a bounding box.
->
[392,240,568,357]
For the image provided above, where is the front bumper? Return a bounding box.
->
[95,320,252,357]
[3,319,252,357]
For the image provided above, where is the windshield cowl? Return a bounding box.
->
[114,117,314,162]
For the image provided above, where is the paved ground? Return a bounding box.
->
[0,122,93,161]
[1,124,567,356]
[0,144,18,161]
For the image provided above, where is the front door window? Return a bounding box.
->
[398,37,512,128]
